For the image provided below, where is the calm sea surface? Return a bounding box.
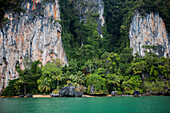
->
[0,96,170,113]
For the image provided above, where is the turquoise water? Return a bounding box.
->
[0,96,170,113]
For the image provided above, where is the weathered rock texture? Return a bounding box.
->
[59,83,83,97]
[0,0,67,91]
[73,0,105,38]
[129,13,170,57]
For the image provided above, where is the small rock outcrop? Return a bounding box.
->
[75,91,83,97]
[59,83,83,97]
[133,90,140,97]
[111,91,117,96]
[50,93,59,97]
[90,85,95,94]
[25,94,33,97]
[129,12,170,57]
[18,94,24,97]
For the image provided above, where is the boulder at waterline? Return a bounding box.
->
[133,90,140,97]
[25,94,33,97]
[18,94,24,97]
[50,93,59,97]
[90,85,95,94]
[111,91,117,96]
[59,83,83,97]
[75,91,83,97]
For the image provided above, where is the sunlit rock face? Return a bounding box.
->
[129,12,170,57]
[0,0,67,91]
[73,0,105,38]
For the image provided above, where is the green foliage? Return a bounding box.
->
[42,0,55,3]
[1,79,20,96]
[103,0,170,52]
[2,0,170,96]
[52,89,60,94]
[76,45,95,62]
[122,75,142,94]
[15,60,42,95]
[69,71,84,84]
[144,80,170,94]
[37,77,51,94]
[2,47,170,95]
[59,0,106,62]
[38,62,63,93]
[54,20,61,24]
[92,13,99,17]
[39,11,44,16]
[86,73,108,94]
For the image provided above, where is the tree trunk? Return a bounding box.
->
[24,84,26,95]
[57,80,59,89]
[77,83,80,91]
[44,85,46,95]
[90,65,91,74]
[142,72,145,86]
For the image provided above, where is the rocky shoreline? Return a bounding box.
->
[1,85,169,98]
[1,94,170,98]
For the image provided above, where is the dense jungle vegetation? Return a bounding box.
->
[2,48,170,96]
[1,0,170,96]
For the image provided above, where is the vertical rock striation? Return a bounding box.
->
[0,0,67,91]
[129,12,170,57]
[74,0,105,38]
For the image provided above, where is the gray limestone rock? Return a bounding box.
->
[111,91,117,96]
[129,12,170,57]
[50,93,59,97]
[133,90,140,95]
[90,85,95,94]
[59,83,83,97]
[0,0,68,91]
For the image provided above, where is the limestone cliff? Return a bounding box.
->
[129,12,170,57]
[73,0,105,38]
[0,0,67,91]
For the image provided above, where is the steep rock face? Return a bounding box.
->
[0,0,67,91]
[73,0,105,38]
[129,13,170,57]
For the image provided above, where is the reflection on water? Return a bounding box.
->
[0,96,170,113]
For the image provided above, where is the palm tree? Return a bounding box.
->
[106,74,121,91]
[69,71,84,90]
[41,62,64,90]
[16,68,32,95]
[52,69,63,89]
[85,60,94,74]
[37,77,51,94]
